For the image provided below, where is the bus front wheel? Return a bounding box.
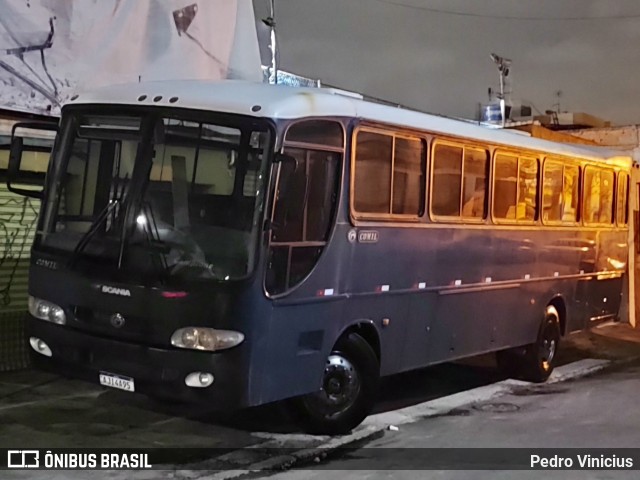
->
[291,332,379,435]
[497,305,561,383]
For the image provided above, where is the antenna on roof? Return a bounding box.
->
[490,53,512,127]
[262,0,278,84]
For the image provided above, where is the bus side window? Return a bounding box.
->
[432,143,487,220]
[517,157,538,222]
[353,131,393,214]
[392,137,425,215]
[562,165,580,223]
[493,154,538,222]
[266,120,343,295]
[353,129,425,218]
[616,171,629,225]
[584,167,614,225]
[493,154,518,220]
[600,170,614,224]
[432,144,462,217]
[542,160,563,223]
[461,148,488,219]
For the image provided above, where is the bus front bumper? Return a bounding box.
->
[25,316,249,409]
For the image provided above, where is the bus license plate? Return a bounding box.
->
[99,372,135,392]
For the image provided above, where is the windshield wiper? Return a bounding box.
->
[66,199,121,268]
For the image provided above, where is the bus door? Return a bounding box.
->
[261,119,344,401]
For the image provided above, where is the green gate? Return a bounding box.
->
[0,171,41,371]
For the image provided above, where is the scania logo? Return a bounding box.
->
[110,313,126,328]
[101,285,131,297]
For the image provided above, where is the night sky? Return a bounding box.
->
[253,0,640,126]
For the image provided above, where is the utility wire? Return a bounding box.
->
[374,0,640,21]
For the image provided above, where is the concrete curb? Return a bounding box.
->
[194,356,629,480]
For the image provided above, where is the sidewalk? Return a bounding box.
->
[558,321,640,364]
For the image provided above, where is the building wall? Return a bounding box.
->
[570,125,640,162]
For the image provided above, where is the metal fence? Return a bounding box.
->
[0,311,28,371]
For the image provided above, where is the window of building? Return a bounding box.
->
[493,153,538,222]
[353,129,425,217]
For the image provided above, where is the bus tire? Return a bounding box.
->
[496,305,560,382]
[291,332,379,435]
[520,305,561,382]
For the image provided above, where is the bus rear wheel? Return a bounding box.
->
[496,305,561,383]
[292,332,379,435]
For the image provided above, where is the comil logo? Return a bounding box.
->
[8,450,39,468]
[101,285,131,297]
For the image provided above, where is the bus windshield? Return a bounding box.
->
[39,110,272,284]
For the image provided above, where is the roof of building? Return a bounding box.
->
[69,80,630,166]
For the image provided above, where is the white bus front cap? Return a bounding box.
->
[170,327,244,352]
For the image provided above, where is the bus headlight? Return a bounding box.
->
[170,327,244,352]
[28,296,66,325]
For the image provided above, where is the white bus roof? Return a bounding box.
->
[69,80,630,167]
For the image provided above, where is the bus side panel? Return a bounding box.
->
[575,230,627,326]
[340,295,409,376]
[400,292,437,371]
[427,288,523,364]
[256,294,408,404]
[255,301,342,404]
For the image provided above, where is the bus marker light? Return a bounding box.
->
[29,337,52,357]
[554,272,559,277]
[378,285,390,292]
[185,372,214,388]
[161,291,188,299]
[316,289,334,296]
[418,282,426,289]
[524,274,531,280]
[454,280,462,286]
[382,318,390,327]
[485,277,492,283]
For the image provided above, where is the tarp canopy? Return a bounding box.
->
[0,0,262,116]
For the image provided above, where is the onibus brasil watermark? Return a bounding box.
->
[7,450,152,470]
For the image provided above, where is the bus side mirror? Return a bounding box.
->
[6,121,58,199]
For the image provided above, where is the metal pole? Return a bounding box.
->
[499,71,506,127]
[269,0,278,84]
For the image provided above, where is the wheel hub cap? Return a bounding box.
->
[304,353,362,419]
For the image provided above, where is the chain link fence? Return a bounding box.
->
[0,311,29,371]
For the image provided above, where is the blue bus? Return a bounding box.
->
[7,81,632,434]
